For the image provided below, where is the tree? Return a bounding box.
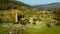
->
[53,8,60,20]
[52,8,60,25]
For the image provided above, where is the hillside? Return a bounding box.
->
[0,0,33,10]
[34,2,60,10]
[0,0,59,24]
[34,2,60,24]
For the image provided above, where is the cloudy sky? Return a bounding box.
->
[17,0,60,5]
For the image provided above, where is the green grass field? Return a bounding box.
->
[0,24,13,34]
[26,26,60,34]
[0,23,60,34]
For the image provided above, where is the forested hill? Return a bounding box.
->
[0,0,33,10]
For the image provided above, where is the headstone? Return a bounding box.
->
[9,32,12,34]
[29,18,33,24]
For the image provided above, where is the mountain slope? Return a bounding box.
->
[34,2,60,10]
[0,0,33,10]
